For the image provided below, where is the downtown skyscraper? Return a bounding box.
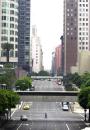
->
[63,0,90,75]
[31,25,43,73]
[0,0,18,66]
[18,0,31,71]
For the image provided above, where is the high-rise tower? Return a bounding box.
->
[64,0,90,75]
[31,25,43,73]
[63,0,78,75]
[78,0,90,52]
[0,0,18,66]
[18,0,31,71]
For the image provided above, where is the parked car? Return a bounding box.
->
[62,104,69,111]
[62,102,69,106]
[58,81,61,85]
[20,115,28,121]
[30,85,35,91]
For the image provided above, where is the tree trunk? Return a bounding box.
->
[6,49,9,63]
[88,108,90,122]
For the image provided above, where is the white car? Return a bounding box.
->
[58,82,61,85]
[62,104,69,111]
[81,127,90,130]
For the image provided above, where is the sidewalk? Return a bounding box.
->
[70,102,84,113]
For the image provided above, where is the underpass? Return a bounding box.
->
[16,91,79,102]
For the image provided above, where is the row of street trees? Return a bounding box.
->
[64,72,90,122]
[30,70,50,76]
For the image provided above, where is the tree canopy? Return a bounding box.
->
[38,70,50,76]
[0,90,20,113]
[1,43,14,63]
[78,87,90,121]
[15,76,32,90]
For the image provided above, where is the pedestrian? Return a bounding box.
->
[45,113,47,118]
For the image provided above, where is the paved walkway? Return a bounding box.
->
[70,102,84,113]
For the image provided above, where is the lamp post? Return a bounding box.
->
[84,109,87,122]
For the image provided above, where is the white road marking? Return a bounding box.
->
[11,109,16,117]
[79,113,84,117]
[66,124,70,130]
[17,123,22,130]
[23,123,29,126]
[81,119,84,121]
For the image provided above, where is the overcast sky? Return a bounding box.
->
[31,0,63,70]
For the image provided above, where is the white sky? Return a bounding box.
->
[31,0,63,70]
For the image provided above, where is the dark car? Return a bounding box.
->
[20,115,28,121]
[30,85,35,91]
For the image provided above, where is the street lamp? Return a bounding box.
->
[84,109,87,122]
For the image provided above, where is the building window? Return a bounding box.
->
[2,23,8,27]
[15,51,18,57]
[2,16,6,20]
[2,9,9,14]
[10,37,14,41]
[10,17,14,21]
[1,36,8,41]
[15,44,18,49]
[1,50,6,57]
[2,29,8,34]
[10,24,14,28]
[10,30,14,35]
[10,4,14,8]
[10,50,14,57]
[10,10,14,14]
[15,38,18,42]
[2,2,9,8]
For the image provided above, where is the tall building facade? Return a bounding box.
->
[64,0,90,75]
[51,52,56,76]
[78,0,90,52]
[60,36,64,75]
[18,0,31,71]
[63,0,78,75]
[55,45,62,76]
[0,0,18,66]
[31,25,43,73]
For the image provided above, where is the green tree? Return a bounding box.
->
[78,87,90,122]
[31,72,38,76]
[15,77,32,90]
[72,73,82,87]
[84,79,90,87]
[38,70,50,76]
[1,43,14,63]
[0,90,20,119]
[0,68,16,89]
[4,63,13,68]
[80,72,90,88]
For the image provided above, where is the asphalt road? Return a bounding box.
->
[2,120,86,130]
[1,79,86,130]
[33,79,65,91]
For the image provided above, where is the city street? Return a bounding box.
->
[32,79,65,91]
[1,80,86,130]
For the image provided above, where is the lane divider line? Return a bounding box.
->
[17,123,22,130]
[66,123,70,130]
